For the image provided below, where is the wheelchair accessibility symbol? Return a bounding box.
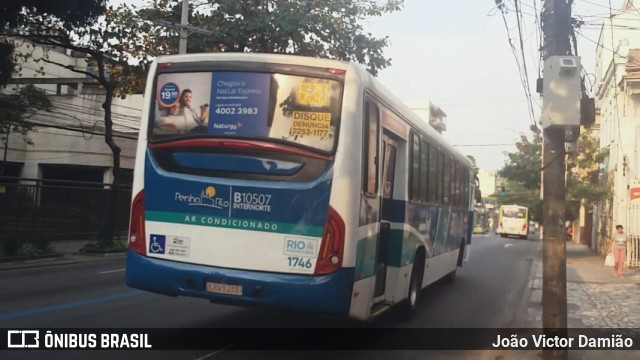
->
[149,234,166,254]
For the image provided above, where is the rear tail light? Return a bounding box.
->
[315,206,345,275]
[522,223,527,231]
[158,62,173,68]
[328,68,346,75]
[499,221,503,228]
[128,190,146,255]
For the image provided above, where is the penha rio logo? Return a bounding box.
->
[175,185,230,210]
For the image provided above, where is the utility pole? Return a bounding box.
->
[179,0,189,54]
[541,0,572,359]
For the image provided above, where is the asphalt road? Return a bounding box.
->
[0,233,540,359]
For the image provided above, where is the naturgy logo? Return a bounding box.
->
[175,185,229,210]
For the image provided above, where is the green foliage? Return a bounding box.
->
[132,0,403,76]
[499,125,542,190]
[0,84,51,142]
[0,84,51,175]
[496,179,542,222]
[564,131,610,220]
[0,0,107,86]
[498,125,608,223]
[81,240,127,253]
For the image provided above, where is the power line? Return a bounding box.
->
[577,0,620,10]
[628,0,640,16]
[496,1,538,128]
[575,30,640,67]
[603,0,626,170]
[12,64,145,112]
[514,0,540,126]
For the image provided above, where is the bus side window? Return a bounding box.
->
[463,170,469,208]
[450,160,457,207]
[443,155,450,205]
[428,144,438,204]
[454,162,461,208]
[363,101,380,196]
[420,139,428,202]
[438,151,445,204]
[410,131,420,201]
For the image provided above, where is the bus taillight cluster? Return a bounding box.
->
[129,190,146,255]
[315,206,345,275]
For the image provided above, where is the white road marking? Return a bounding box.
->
[504,244,514,248]
[194,344,234,359]
[98,268,125,274]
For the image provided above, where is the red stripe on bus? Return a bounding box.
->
[148,139,333,160]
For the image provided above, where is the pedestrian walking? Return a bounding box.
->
[608,225,632,277]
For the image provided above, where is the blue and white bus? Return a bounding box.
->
[126,53,476,321]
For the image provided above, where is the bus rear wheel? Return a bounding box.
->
[398,249,425,321]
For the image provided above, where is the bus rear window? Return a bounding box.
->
[502,208,526,218]
[150,71,343,152]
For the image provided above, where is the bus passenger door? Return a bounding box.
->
[374,133,397,299]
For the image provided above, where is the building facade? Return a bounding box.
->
[594,0,640,266]
[404,100,447,134]
[2,41,142,185]
[0,41,143,240]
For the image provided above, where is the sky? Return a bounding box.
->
[364,0,625,171]
[112,0,623,171]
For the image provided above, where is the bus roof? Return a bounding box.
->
[500,205,528,209]
[154,52,350,70]
[150,52,473,170]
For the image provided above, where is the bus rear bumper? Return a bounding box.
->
[125,250,353,316]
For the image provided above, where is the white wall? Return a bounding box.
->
[477,169,496,198]
[595,5,640,235]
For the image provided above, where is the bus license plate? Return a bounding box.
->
[206,282,242,296]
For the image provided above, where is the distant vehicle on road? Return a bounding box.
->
[125,53,476,322]
[473,204,488,234]
[497,204,529,239]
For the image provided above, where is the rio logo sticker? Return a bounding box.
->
[175,185,230,210]
[283,238,318,257]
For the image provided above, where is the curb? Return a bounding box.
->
[0,258,78,271]
[524,243,543,328]
[75,252,127,258]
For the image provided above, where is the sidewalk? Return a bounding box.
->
[0,240,126,271]
[517,243,640,359]
[527,243,640,329]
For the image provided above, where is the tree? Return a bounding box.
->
[497,179,542,222]
[0,1,107,85]
[11,4,147,247]
[498,125,609,223]
[466,154,482,203]
[0,85,50,176]
[500,125,542,190]
[498,125,543,222]
[565,130,610,220]
[129,0,403,76]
